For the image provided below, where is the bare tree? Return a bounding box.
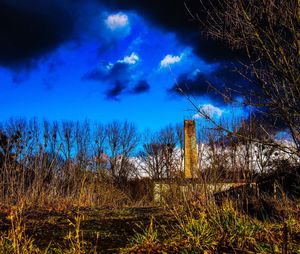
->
[92,122,107,173]
[106,121,139,185]
[186,0,300,156]
[175,123,185,173]
[158,126,180,178]
[48,121,59,159]
[138,133,166,179]
[138,125,184,179]
[59,121,75,162]
[74,120,91,169]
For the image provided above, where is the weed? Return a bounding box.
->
[121,218,162,253]
[63,212,86,254]
[177,212,218,252]
[0,204,40,254]
[122,200,300,253]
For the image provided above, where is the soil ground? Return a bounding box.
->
[0,206,173,253]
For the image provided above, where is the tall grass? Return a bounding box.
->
[0,203,96,254]
[124,201,300,253]
[0,204,40,254]
[63,213,86,254]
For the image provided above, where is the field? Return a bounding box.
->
[0,120,299,253]
[0,197,299,253]
[0,205,171,253]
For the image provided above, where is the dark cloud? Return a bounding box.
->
[0,0,245,74]
[1,0,248,100]
[82,68,104,81]
[82,61,130,99]
[87,0,251,98]
[83,62,130,82]
[0,0,77,69]
[130,80,150,94]
[168,64,257,104]
[106,81,126,100]
[254,109,288,130]
[0,0,243,71]
[83,59,150,99]
[99,0,252,101]
[12,69,31,84]
[109,63,131,81]
[168,72,211,96]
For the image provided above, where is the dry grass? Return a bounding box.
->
[123,200,300,253]
[0,204,40,254]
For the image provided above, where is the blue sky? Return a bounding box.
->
[0,1,248,131]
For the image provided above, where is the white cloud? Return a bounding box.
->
[160,54,183,68]
[118,52,139,65]
[105,13,129,30]
[193,104,224,119]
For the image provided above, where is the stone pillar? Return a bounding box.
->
[184,120,198,178]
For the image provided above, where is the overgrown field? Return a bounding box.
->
[0,119,299,252]
[0,200,299,253]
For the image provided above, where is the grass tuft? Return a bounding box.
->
[0,204,40,254]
